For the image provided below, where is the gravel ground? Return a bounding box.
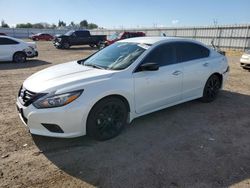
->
[0,41,250,188]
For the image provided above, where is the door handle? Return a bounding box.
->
[172,70,182,76]
[203,62,209,67]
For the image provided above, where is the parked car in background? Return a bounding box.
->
[0,33,7,36]
[240,50,250,69]
[0,36,38,63]
[53,30,106,49]
[104,31,146,46]
[16,37,229,141]
[30,33,54,41]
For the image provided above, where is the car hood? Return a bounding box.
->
[55,34,66,38]
[26,41,36,47]
[23,61,115,93]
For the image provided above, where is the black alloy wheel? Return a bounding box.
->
[87,97,128,141]
[13,52,26,63]
[201,74,221,103]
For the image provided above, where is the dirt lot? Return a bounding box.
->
[0,41,250,188]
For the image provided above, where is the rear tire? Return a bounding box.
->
[87,97,128,141]
[13,52,26,63]
[201,74,221,103]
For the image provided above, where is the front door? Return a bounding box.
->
[133,43,183,114]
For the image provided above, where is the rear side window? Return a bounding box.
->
[175,42,210,63]
[142,43,175,67]
[75,31,90,37]
[0,38,19,45]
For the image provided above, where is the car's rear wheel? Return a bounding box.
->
[87,97,128,141]
[13,52,26,63]
[201,74,221,103]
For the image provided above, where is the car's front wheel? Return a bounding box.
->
[62,42,70,49]
[13,52,26,63]
[87,97,128,141]
[201,74,221,103]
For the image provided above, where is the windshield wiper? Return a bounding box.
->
[84,63,105,70]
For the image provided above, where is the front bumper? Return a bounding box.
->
[25,50,38,58]
[16,96,88,138]
[240,58,250,68]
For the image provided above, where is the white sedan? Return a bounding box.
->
[0,36,38,63]
[16,37,229,140]
[240,50,250,69]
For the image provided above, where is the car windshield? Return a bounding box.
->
[83,42,148,70]
[107,32,120,40]
[65,30,74,36]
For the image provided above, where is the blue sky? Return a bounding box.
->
[0,0,250,28]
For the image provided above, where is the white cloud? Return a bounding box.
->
[172,20,179,25]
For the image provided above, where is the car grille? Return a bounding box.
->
[18,86,46,107]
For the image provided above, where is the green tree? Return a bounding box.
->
[1,20,9,28]
[58,20,66,27]
[87,23,98,29]
[80,20,88,28]
[32,23,44,29]
[69,21,75,27]
[16,23,33,28]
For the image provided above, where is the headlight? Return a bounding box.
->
[28,46,35,50]
[33,90,83,109]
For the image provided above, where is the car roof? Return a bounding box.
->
[118,36,206,46]
[0,35,24,42]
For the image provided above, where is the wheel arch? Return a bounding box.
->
[90,94,131,113]
[210,72,223,88]
[85,94,131,136]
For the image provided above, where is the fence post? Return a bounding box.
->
[217,26,222,48]
[193,27,197,39]
[244,25,250,51]
[229,28,233,50]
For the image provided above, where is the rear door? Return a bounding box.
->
[133,43,183,114]
[0,38,19,61]
[175,42,212,99]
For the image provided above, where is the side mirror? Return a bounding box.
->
[140,62,159,71]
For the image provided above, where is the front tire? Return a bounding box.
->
[62,42,70,49]
[201,74,221,103]
[87,97,128,141]
[13,52,26,63]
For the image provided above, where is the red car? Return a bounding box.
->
[30,33,54,41]
[105,31,146,46]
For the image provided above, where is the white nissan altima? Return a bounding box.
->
[16,37,229,140]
